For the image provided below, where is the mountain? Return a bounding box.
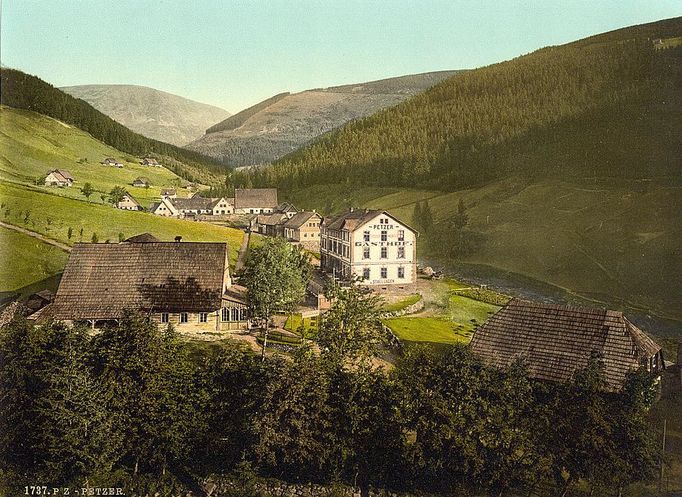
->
[185,70,462,167]
[237,18,682,321]
[0,69,224,183]
[60,84,231,146]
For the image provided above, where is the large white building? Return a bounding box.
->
[320,209,418,286]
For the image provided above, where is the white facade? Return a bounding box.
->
[151,198,178,217]
[212,198,234,215]
[117,194,142,211]
[321,211,417,286]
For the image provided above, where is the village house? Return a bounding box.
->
[160,188,177,198]
[320,209,418,286]
[117,192,143,211]
[150,196,232,218]
[276,202,299,219]
[255,212,288,237]
[141,157,162,167]
[101,158,123,168]
[44,169,74,187]
[234,188,278,214]
[132,177,151,188]
[469,299,665,391]
[284,211,323,251]
[29,234,250,332]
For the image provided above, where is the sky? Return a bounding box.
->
[1,1,680,113]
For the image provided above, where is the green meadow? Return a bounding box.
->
[0,106,198,206]
[0,182,244,268]
[0,226,69,292]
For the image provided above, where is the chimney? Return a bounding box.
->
[175,236,182,242]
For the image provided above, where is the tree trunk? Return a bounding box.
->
[134,458,139,475]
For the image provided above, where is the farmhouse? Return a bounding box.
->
[160,188,177,198]
[234,188,278,214]
[284,211,322,251]
[132,177,151,188]
[44,169,74,187]
[320,209,418,286]
[29,236,250,332]
[101,158,123,168]
[141,157,162,167]
[469,299,665,391]
[150,196,232,218]
[117,192,143,211]
[254,212,288,237]
[276,202,299,219]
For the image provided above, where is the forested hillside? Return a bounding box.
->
[0,69,224,184]
[237,18,681,191]
[186,71,461,167]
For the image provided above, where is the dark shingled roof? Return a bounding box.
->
[54,169,74,181]
[284,211,321,229]
[258,213,287,226]
[235,188,278,209]
[124,233,160,243]
[469,299,663,390]
[49,242,229,319]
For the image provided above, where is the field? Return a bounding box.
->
[0,182,245,267]
[383,316,471,344]
[0,227,69,292]
[0,106,198,206]
[286,176,682,323]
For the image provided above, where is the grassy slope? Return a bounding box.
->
[0,226,69,292]
[0,106,199,206]
[287,178,682,322]
[0,180,243,267]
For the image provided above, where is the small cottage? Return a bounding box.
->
[469,299,665,391]
[44,169,74,187]
[101,158,123,168]
[117,193,143,211]
[141,157,161,167]
[284,211,322,251]
[160,188,177,199]
[132,177,151,188]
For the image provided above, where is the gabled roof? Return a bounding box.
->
[124,233,160,243]
[169,197,220,211]
[133,176,151,185]
[284,211,321,229]
[120,193,141,207]
[259,213,287,226]
[276,202,298,213]
[48,241,229,319]
[323,208,416,233]
[160,188,176,195]
[469,299,663,390]
[47,169,74,182]
[235,188,278,209]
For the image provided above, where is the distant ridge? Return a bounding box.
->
[185,70,463,167]
[61,84,231,146]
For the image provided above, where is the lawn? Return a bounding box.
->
[284,313,319,338]
[0,106,199,206]
[382,293,422,313]
[448,295,501,333]
[0,182,244,267]
[383,316,472,345]
[0,226,69,292]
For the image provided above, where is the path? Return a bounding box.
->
[235,230,250,272]
[0,221,72,252]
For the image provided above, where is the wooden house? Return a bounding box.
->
[132,177,151,188]
[255,212,287,237]
[101,158,123,168]
[284,211,322,251]
[45,169,74,187]
[276,202,298,219]
[141,157,162,167]
[469,299,665,391]
[117,193,143,211]
[29,237,250,332]
[234,188,278,214]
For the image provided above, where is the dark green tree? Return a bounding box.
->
[80,182,94,200]
[108,186,127,205]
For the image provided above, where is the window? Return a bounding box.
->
[363,230,370,241]
[161,313,169,323]
[363,247,370,259]
[381,230,387,241]
[180,312,188,323]
[380,267,388,279]
[398,229,405,241]
[363,268,370,280]
[222,308,229,322]
[381,247,388,259]
[398,266,405,279]
[398,246,405,259]
[199,312,208,323]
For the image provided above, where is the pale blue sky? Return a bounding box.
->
[1,1,680,112]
